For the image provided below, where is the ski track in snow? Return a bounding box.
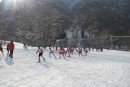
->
[0,44,130,87]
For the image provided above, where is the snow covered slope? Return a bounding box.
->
[0,42,130,87]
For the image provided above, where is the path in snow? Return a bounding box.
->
[0,44,130,87]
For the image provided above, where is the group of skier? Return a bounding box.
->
[0,40,106,64]
[0,40,88,63]
[36,46,89,63]
[0,40,15,58]
[0,40,89,63]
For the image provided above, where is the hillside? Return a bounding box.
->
[0,42,130,87]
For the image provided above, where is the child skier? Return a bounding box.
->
[49,47,56,58]
[70,48,74,55]
[36,46,46,62]
[67,48,70,57]
[78,48,83,57]
[59,47,65,59]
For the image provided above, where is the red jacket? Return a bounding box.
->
[0,46,3,52]
[9,41,14,50]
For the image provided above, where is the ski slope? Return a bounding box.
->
[0,42,130,87]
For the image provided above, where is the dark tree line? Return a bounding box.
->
[0,0,130,49]
[71,0,130,49]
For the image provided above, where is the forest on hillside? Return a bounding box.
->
[0,0,130,50]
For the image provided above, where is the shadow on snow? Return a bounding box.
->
[5,58,14,65]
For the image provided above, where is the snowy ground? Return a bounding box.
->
[0,43,130,87]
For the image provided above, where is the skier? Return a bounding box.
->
[100,47,103,52]
[78,48,83,57]
[67,48,71,57]
[36,46,46,62]
[6,43,10,56]
[49,47,56,58]
[73,48,77,54]
[9,40,14,58]
[72,48,74,54]
[59,47,65,59]
[0,44,4,56]
[64,49,67,57]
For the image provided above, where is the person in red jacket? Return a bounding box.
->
[9,40,14,58]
